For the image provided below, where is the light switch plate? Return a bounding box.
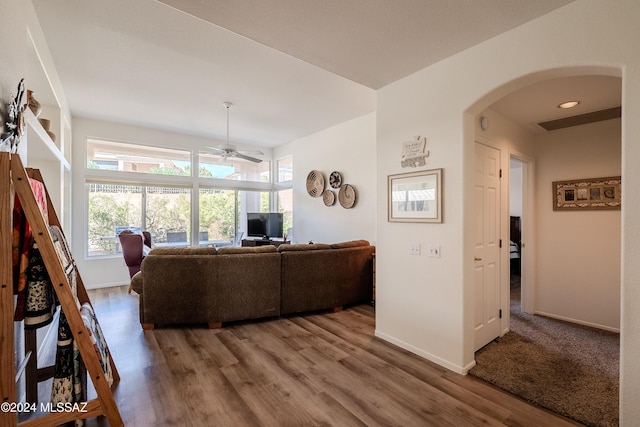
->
[409,243,421,255]
[428,245,441,258]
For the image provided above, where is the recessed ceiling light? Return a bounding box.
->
[558,101,580,109]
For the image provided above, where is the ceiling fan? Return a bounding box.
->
[206,102,263,163]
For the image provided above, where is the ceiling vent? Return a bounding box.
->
[537,106,621,131]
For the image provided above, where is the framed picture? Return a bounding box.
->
[388,168,442,222]
[552,176,621,210]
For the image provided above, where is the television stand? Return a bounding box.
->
[241,238,289,248]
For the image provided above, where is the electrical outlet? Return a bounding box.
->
[409,243,421,255]
[428,245,441,258]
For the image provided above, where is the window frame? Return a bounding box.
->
[84,139,290,259]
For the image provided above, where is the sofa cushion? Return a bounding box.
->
[278,243,332,252]
[148,247,217,256]
[218,246,278,254]
[330,240,370,249]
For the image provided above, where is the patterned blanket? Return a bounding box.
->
[12,178,48,322]
[23,242,57,329]
[80,302,114,387]
[49,225,114,423]
[49,225,86,421]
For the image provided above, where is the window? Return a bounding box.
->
[87,138,191,176]
[85,139,292,257]
[198,152,270,182]
[87,184,142,256]
[278,188,293,239]
[146,187,191,245]
[87,183,191,256]
[199,189,236,244]
[277,155,293,183]
[199,189,270,246]
[239,190,271,235]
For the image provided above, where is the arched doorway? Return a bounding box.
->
[466,69,622,423]
[466,67,623,354]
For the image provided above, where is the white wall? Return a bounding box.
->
[509,159,522,218]
[1,0,29,162]
[274,112,376,245]
[0,1,26,107]
[374,1,640,423]
[534,118,621,330]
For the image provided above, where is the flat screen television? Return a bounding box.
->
[247,213,284,239]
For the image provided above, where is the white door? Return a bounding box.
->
[474,142,502,351]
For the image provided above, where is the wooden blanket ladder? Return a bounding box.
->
[0,152,123,426]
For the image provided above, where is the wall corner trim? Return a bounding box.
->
[374,330,471,374]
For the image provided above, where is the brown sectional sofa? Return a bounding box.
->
[279,241,375,315]
[131,240,374,329]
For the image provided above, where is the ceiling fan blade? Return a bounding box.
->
[205,146,261,162]
[234,152,263,163]
[239,149,264,156]
[205,146,227,154]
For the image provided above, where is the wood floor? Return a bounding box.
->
[57,286,582,426]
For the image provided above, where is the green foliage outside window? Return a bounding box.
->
[87,186,142,255]
[146,189,191,242]
[87,184,191,255]
[199,190,236,241]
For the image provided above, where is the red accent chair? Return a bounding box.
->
[118,230,152,292]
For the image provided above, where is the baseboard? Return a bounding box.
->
[85,280,130,290]
[533,310,620,333]
[374,329,473,374]
[461,359,476,374]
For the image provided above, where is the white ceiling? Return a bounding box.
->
[491,75,622,134]
[31,0,595,149]
[155,0,575,90]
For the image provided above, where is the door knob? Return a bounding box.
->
[474,256,482,261]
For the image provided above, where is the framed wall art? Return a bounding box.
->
[388,168,442,223]
[552,176,621,210]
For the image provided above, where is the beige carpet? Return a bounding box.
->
[469,276,619,427]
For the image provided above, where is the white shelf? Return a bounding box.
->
[24,108,70,170]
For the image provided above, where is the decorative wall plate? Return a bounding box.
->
[306,170,325,197]
[322,190,336,206]
[329,171,343,189]
[338,184,357,209]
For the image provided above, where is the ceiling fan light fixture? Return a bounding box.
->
[205,102,263,163]
[558,100,580,109]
